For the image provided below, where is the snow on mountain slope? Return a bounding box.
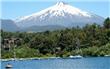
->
[16,2,104,28]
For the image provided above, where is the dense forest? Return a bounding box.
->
[1,17,110,59]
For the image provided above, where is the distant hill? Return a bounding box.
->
[1,19,19,32]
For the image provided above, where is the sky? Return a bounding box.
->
[1,0,110,20]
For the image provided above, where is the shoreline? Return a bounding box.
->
[1,55,110,62]
[1,57,61,62]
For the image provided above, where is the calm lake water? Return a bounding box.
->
[1,57,110,69]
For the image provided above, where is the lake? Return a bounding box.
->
[1,57,110,69]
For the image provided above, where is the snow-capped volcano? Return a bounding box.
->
[16,2,104,28]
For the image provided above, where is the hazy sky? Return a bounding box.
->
[1,0,109,20]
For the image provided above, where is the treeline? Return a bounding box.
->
[1,17,110,58]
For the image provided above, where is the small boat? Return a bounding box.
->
[104,55,110,57]
[69,55,83,59]
[5,63,13,69]
[19,58,24,61]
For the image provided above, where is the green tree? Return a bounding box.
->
[104,17,110,29]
